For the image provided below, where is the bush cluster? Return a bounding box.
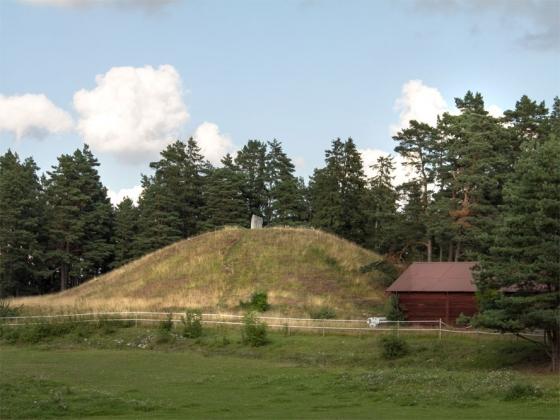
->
[241,312,269,347]
[503,383,543,401]
[181,310,203,338]
[240,291,270,312]
[380,335,409,359]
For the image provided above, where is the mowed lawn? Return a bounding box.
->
[1,328,559,419]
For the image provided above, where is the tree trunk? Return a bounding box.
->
[454,241,461,262]
[60,263,68,291]
[548,328,560,373]
[439,246,443,262]
[448,243,453,262]
[427,238,432,262]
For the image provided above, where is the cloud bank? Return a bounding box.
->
[360,148,415,187]
[0,94,73,140]
[193,122,236,165]
[390,80,449,135]
[73,65,189,163]
[390,79,504,134]
[413,0,559,51]
[108,184,143,205]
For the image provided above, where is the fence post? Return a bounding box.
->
[438,318,442,341]
[135,312,138,328]
[396,320,400,337]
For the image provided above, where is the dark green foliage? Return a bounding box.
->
[364,156,400,253]
[240,291,270,312]
[503,383,543,401]
[0,151,46,296]
[235,140,269,220]
[473,135,560,371]
[309,138,367,244]
[241,312,269,346]
[159,313,174,333]
[360,259,399,287]
[380,335,409,359]
[203,154,249,229]
[181,310,203,338]
[265,139,307,224]
[385,295,405,321]
[111,197,139,268]
[44,145,114,291]
[309,306,336,319]
[135,139,207,255]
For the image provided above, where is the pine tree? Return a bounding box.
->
[365,155,399,253]
[473,135,560,372]
[135,139,207,255]
[235,140,268,220]
[309,138,367,244]
[112,197,139,268]
[436,91,511,260]
[44,145,113,290]
[203,154,249,229]
[0,151,45,296]
[265,139,306,225]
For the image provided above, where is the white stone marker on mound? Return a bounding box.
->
[251,214,263,229]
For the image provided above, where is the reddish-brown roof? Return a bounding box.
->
[386,262,478,293]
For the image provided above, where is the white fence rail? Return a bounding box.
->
[0,311,543,339]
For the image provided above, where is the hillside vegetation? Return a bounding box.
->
[16,227,389,316]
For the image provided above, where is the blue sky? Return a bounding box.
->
[0,0,558,203]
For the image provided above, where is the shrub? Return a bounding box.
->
[385,295,405,321]
[309,306,336,319]
[503,383,543,401]
[455,312,471,327]
[380,335,409,359]
[241,312,269,347]
[360,259,398,287]
[240,291,270,312]
[159,313,174,333]
[181,310,203,338]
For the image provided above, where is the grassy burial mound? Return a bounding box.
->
[17,227,390,316]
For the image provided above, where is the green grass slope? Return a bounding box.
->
[19,227,389,316]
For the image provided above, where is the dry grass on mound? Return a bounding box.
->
[14,227,388,317]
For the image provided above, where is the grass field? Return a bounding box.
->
[13,227,389,317]
[1,322,558,419]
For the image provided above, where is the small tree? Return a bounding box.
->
[385,295,405,321]
[181,310,203,338]
[241,312,268,347]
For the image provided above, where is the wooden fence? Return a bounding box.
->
[0,311,543,340]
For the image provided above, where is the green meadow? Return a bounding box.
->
[1,322,558,419]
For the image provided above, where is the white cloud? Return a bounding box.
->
[19,0,177,10]
[390,80,449,135]
[192,122,236,166]
[108,184,143,205]
[390,79,504,133]
[0,94,74,140]
[360,148,416,187]
[74,65,189,163]
[293,156,306,171]
[487,104,503,118]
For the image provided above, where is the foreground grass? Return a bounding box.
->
[1,323,558,419]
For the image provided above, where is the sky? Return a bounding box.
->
[0,0,558,204]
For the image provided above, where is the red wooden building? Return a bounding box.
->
[386,262,478,324]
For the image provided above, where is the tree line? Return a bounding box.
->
[1,92,558,302]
